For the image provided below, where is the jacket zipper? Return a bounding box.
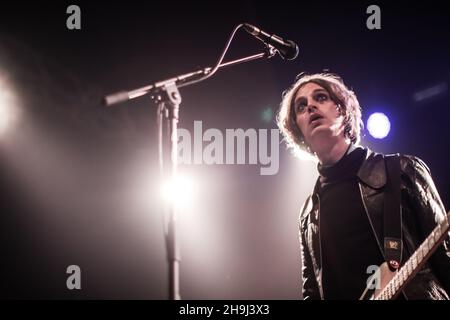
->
[358,183,385,258]
[316,193,325,300]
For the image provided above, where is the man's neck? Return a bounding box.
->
[314,138,351,166]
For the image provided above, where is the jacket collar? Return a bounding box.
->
[357,148,387,189]
[313,147,387,193]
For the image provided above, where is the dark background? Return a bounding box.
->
[0,0,449,299]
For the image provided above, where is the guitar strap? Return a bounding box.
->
[383,154,403,271]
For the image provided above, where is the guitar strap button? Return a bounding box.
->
[389,260,400,270]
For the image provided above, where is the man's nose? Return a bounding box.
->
[307,104,317,113]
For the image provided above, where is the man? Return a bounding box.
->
[277,73,450,300]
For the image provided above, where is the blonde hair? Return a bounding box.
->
[277,73,363,156]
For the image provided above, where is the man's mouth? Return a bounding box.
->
[309,114,323,124]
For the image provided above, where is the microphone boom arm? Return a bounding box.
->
[103,45,276,106]
[103,21,281,107]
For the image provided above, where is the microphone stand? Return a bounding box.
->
[104,40,277,300]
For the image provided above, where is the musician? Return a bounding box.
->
[277,73,450,299]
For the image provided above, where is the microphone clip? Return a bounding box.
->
[263,44,278,59]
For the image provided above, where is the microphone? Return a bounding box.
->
[243,23,299,60]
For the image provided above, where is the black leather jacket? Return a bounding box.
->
[299,148,450,299]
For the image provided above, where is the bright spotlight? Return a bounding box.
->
[367,112,391,139]
[160,175,195,209]
[0,75,20,136]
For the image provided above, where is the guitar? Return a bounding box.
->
[361,210,450,300]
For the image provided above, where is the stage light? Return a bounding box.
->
[367,112,390,139]
[160,174,196,209]
[0,77,19,136]
[413,83,448,102]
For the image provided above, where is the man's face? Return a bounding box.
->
[293,82,345,148]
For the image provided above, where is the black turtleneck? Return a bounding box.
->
[317,146,384,300]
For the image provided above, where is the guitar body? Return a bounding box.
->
[363,262,397,300]
[361,210,450,300]
[372,262,397,300]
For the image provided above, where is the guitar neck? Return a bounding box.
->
[375,211,450,300]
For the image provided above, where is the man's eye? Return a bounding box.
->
[295,103,307,113]
[316,94,328,102]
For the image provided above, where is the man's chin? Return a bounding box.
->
[309,124,328,136]
[307,126,334,144]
